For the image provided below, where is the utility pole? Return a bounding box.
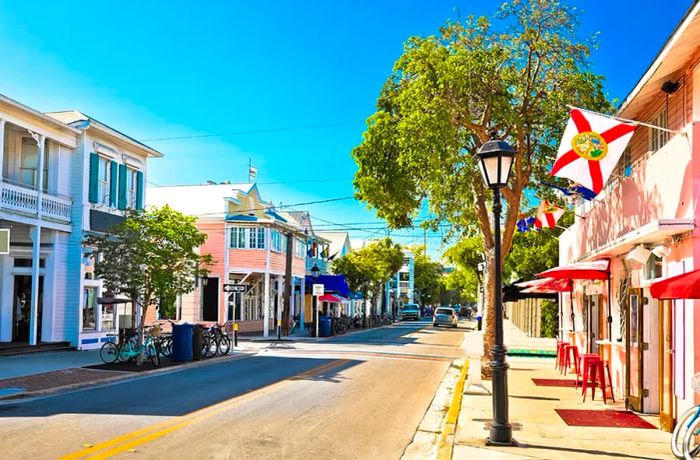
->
[283,232,294,336]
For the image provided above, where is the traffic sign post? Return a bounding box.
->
[223,284,246,293]
[313,284,324,338]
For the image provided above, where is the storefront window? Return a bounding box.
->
[83,287,97,331]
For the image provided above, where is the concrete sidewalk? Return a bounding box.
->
[0,349,103,379]
[453,322,671,459]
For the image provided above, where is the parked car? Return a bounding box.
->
[400,304,421,321]
[433,307,458,328]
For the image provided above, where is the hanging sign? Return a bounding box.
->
[312,284,324,296]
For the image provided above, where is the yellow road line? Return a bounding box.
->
[60,359,348,460]
[437,359,469,460]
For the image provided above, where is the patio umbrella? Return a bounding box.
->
[650,269,700,299]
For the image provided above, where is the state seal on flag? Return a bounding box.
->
[571,131,608,161]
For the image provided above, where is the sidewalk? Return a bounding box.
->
[452,321,672,459]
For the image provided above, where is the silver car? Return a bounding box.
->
[433,307,458,328]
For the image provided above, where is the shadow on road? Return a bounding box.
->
[0,355,361,419]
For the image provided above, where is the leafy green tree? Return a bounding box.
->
[540,300,559,338]
[351,0,610,360]
[409,245,444,306]
[443,266,479,303]
[89,206,212,359]
[332,238,404,315]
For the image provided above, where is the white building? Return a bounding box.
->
[0,95,161,350]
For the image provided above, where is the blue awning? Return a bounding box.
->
[305,274,350,297]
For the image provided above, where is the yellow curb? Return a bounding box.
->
[437,359,469,460]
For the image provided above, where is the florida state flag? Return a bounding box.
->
[533,201,565,229]
[550,108,637,194]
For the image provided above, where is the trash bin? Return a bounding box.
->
[476,315,483,331]
[192,326,203,360]
[172,323,193,362]
[319,316,332,337]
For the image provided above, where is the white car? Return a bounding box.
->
[433,307,458,328]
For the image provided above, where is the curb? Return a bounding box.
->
[437,358,469,460]
[0,350,254,404]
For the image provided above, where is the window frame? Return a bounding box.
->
[97,156,111,206]
[126,167,138,209]
[649,106,669,153]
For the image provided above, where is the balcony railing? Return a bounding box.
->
[1,181,72,223]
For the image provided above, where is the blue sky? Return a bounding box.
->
[0,0,693,256]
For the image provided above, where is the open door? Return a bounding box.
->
[659,299,674,431]
[626,288,644,412]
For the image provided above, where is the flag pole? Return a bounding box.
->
[567,105,684,136]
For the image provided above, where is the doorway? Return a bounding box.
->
[12,275,44,342]
[202,277,219,322]
[659,299,674,431]
[626,288,644,412]
[585,295,602,353]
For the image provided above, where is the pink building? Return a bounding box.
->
[557,4,700,432]
[148,183,315,336]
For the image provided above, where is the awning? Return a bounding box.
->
[319,294,343,303]
[538,260,610,280]
[503,282,558,302]
[650,269,700,299]
[522,278,572,293]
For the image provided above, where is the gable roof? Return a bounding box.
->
[316,231,351,256]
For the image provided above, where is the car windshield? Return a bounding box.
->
[436,308,453,315]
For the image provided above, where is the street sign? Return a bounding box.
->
[223,284,247,293]
[0,229,8,255]
[312,284,324,296]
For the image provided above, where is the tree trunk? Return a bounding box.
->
[482,248,496,377]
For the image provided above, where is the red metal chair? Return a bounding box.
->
[555,341,568,372]
[578,353,600,394]
[562,345,579,376]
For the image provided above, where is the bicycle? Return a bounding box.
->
[679,374,700,458]
[100,329,160,367]
[208,323,231,356]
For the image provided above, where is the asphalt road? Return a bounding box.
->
[0,320,466,460]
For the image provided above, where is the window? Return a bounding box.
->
[82,286,97,331]
[97,157,111,206]
[126,168,137,209]
[649,107,668,153]
[271,229,283,252]
[19,137,48,191]
[230,227,266,249]
[295,238,306,258]
[100,302,115,332]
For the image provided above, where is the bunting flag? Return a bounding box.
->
[533,201,565,229]
[541,181,597,201]
[516,214,536,232]
[550,108,637,194]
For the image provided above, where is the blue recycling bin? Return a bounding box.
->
[319,316,332,337]
[172,323,193,362]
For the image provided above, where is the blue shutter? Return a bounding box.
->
[136,170,144,210]
[109,160,118,208]
[88,153,99,204]
[117,164,127,210]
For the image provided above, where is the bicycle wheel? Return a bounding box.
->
[146,342,161,367]
[118,342,132,362]
[100,341,119,364]
[218,335,231,355]
[674,407,699,458]
[683,415,700,459]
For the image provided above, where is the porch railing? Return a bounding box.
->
[0,181,72,223]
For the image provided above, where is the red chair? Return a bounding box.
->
[596,360,615,403]
[555,341,568,372]
[578,353,600,394]
[562,345,579,376]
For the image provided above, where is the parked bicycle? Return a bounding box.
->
[676,374,700,458]
[207,323,231,356]
[99,328,160,367]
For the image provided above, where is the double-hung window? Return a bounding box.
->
[271,229,284,252]
[649,107,668,153]
[97,157,111,206]
[19,136,48,191]
[249,228,265,249]
[230,227,247,248]
[126,167,138,209]
[230,227,266,249]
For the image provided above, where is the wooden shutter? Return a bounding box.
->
[88,152,99,204]
[118,164,127,210]
[136,170,144,210]
[109,160,118,207]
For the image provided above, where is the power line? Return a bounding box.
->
[192,195,356,217]
[141,121,358,142]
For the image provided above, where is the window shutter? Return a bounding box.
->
[109,160,118,207]
[118,164,127,210]
[136,170,144,210]
[88,153,99,204]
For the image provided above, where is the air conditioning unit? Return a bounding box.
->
[625,245,651,266]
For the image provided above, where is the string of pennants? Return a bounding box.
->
[518,106,669,232]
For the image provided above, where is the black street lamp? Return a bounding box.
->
[311,263,321,337]
[476,131,516,446]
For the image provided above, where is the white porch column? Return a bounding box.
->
[224,223,230,321]
[276,275,283,335]
[300,275,306,327]
[0,118,5,186]
[263,227,271,337]
[29,134,45,346]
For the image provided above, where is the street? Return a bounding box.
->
[0,321,466,460]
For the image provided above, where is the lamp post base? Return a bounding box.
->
[485,435,517,447]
